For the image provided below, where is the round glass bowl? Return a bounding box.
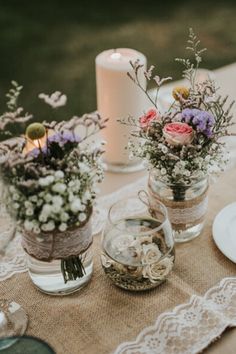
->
[101,196,175,291]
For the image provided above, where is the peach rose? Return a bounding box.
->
[139,109,160,129]
[163,122,194,146]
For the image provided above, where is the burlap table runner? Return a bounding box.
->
[0,168,235,354]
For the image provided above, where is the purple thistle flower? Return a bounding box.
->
[181,108,215,137]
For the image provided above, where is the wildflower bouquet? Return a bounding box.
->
[0,89,107,285]
[124,29,235,191]
[122,29,235,241]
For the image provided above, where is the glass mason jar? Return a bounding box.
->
[148,169,209,243]
[21,218,93,296]
[101,196,174,291]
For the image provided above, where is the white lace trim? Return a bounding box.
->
[0,176,148,281]
[22,219,92,260]
[0,233,27,281]
[114,277,236,354]
[168,196,208,225]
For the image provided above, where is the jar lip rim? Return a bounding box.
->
[149,168,208,187]
[108,196,170,236]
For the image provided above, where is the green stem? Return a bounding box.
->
[135,75,157,109]
[172,185,187,201]
[61,255,86,284]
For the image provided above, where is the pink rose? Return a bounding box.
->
[163,122,194,146]
[139,109,160,129]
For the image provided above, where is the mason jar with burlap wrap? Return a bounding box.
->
[148,169,209,243]
[21,215,93,295]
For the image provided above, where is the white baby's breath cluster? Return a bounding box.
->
[7,152,104,233]
[130,138,229,185]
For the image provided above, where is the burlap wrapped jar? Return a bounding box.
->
[148,170,209,243]
[21,215,93,296]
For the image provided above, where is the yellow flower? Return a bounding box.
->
[26,122,46,140]
[172,86,190,101]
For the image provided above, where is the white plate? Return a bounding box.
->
[212,202,236,263]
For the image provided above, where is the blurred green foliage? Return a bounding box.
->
[0,0,235,124]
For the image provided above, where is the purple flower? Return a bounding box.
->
[180,108,194,123]
[48,131,81,146]
[28,148,40,158]
[28,131,80,158]
[61,131,81,144]
[28,145,49,158]
[204,127,214,138]
[181,108,215,137]
[47,134,62,144]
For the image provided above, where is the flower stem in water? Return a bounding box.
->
[61,256,86,284]
[172,185,187,201]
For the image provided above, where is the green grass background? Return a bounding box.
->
[0,0,235,125]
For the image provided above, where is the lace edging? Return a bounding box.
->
[114,277,236,354]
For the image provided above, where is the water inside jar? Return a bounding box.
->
[103,217,170,267]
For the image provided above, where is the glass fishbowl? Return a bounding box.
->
[101,195,175,291]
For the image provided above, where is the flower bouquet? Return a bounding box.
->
[0,88,107,295]
[122,29,235,242]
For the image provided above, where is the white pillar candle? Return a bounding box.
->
[96,48,147,171]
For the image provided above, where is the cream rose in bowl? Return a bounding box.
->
[163,122,194,146]
[142,256,174,283]
[142,243,162,265]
